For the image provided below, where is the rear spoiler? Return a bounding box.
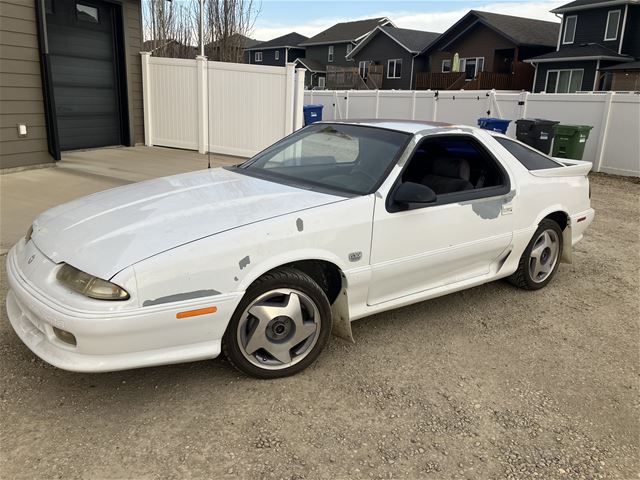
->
[529,159,592,178]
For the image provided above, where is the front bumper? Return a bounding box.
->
[5,245,243,372]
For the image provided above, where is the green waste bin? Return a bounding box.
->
[551,124,593,159]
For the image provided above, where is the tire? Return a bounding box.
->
[508,219,564,290]
[222,267,332,379]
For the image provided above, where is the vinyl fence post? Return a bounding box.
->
[375,90,380,119]
[284,63,295,135]
[594,91,615,172]
[519,91,529,121]
[140,52,153,146]
[431,91,438,122]
[196,55,208,154]
[345,91,350,119]
[411,91,417,120]
[293,68,305,131]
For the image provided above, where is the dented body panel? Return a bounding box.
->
[5,121,595,372]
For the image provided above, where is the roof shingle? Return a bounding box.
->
[300,17,391,45]
[248,32,308,50]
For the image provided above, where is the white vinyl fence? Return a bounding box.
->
[141,53,305,158]
[305,90,640,177]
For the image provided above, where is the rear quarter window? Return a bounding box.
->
[494,137,563,170]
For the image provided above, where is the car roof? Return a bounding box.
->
[316,119,461,134]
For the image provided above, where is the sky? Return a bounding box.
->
[250,0,566,41]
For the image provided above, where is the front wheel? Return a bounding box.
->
[508,219,563,290]
[222,268,332,379]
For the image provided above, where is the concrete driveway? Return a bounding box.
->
[0,146,240,253]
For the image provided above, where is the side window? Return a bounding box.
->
[494,137,563,170]
[398,135,509,202]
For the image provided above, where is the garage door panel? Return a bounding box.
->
[48,25,115,61]
[50,56,115,87]
[46,0,123,151]
[57,120,121,150]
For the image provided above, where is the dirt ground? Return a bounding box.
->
[0,173,638,480]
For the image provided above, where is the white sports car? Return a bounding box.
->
[6,120,594,378]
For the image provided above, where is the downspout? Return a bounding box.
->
[285,47,289,64]
[555,13,563,50]
[532,62,539,92]
[410,54,415,90]
[34,0,60,160]
[593,59,601,91]
[618,4,628,54]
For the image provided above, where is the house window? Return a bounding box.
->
[76,3,98,22]
[563,15,577,44]
[460,57,484,79]
[442,59,451,73]
[328,45,334,62]
[387,59,402,79]
[275,50,279,61]
[604,10,621,41]
[255,51,263,62]
[359,61,369,79]
[545,69,584,93]
[318,76,326,88]
[346,44,353,56]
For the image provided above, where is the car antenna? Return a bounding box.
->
[207,58,211,169]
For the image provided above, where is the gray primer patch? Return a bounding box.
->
[461,191,515,220]
[239,255,251,270]
[296,218,304,232]
[143,289,220,307]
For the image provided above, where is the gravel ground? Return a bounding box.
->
[0,173,638,480]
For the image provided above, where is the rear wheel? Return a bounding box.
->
[509,219,563,290]
[222,268,332,379]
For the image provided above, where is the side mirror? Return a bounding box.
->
[393,182,437,205]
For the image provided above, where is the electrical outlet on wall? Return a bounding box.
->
[17,124,28,138]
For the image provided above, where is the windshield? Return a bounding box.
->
[237,124,410,195]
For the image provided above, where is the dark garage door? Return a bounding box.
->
[47,0,124,150]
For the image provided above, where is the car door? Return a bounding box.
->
[367,133,515,306]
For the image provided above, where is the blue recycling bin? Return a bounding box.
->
[477,117,511,134]
[303,104,323,125]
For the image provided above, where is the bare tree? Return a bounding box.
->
[143,0,260,61]
[205,0,260,62]
[142,0,198,58]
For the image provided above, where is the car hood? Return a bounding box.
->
[31,167,345,279]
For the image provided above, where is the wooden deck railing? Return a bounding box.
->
[416,72,465,90]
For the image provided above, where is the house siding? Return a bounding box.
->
[350,31,416,89]
[122,0,144,145]
[562,7,623,52]
[428,23,515,74]
[622,5,639,57]
[0,0,53,169]
[250,47,305,66]
[0,0,144,170]
[533,60,597,92]
[304,42,355,68]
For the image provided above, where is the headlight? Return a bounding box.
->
[25,225,33,242]
[56,264,130,300]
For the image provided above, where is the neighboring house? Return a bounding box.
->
[142,39,197,59]
[295,17,394,88]
[205,33,262,63]
[246,32,307,66]
[347,26,440,89]
[526,0,639,92]
[417,10,559,90]
[0,0,144,169]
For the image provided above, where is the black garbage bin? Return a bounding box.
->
[515,118,560,154]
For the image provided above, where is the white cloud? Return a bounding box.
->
[251,1,565,40]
